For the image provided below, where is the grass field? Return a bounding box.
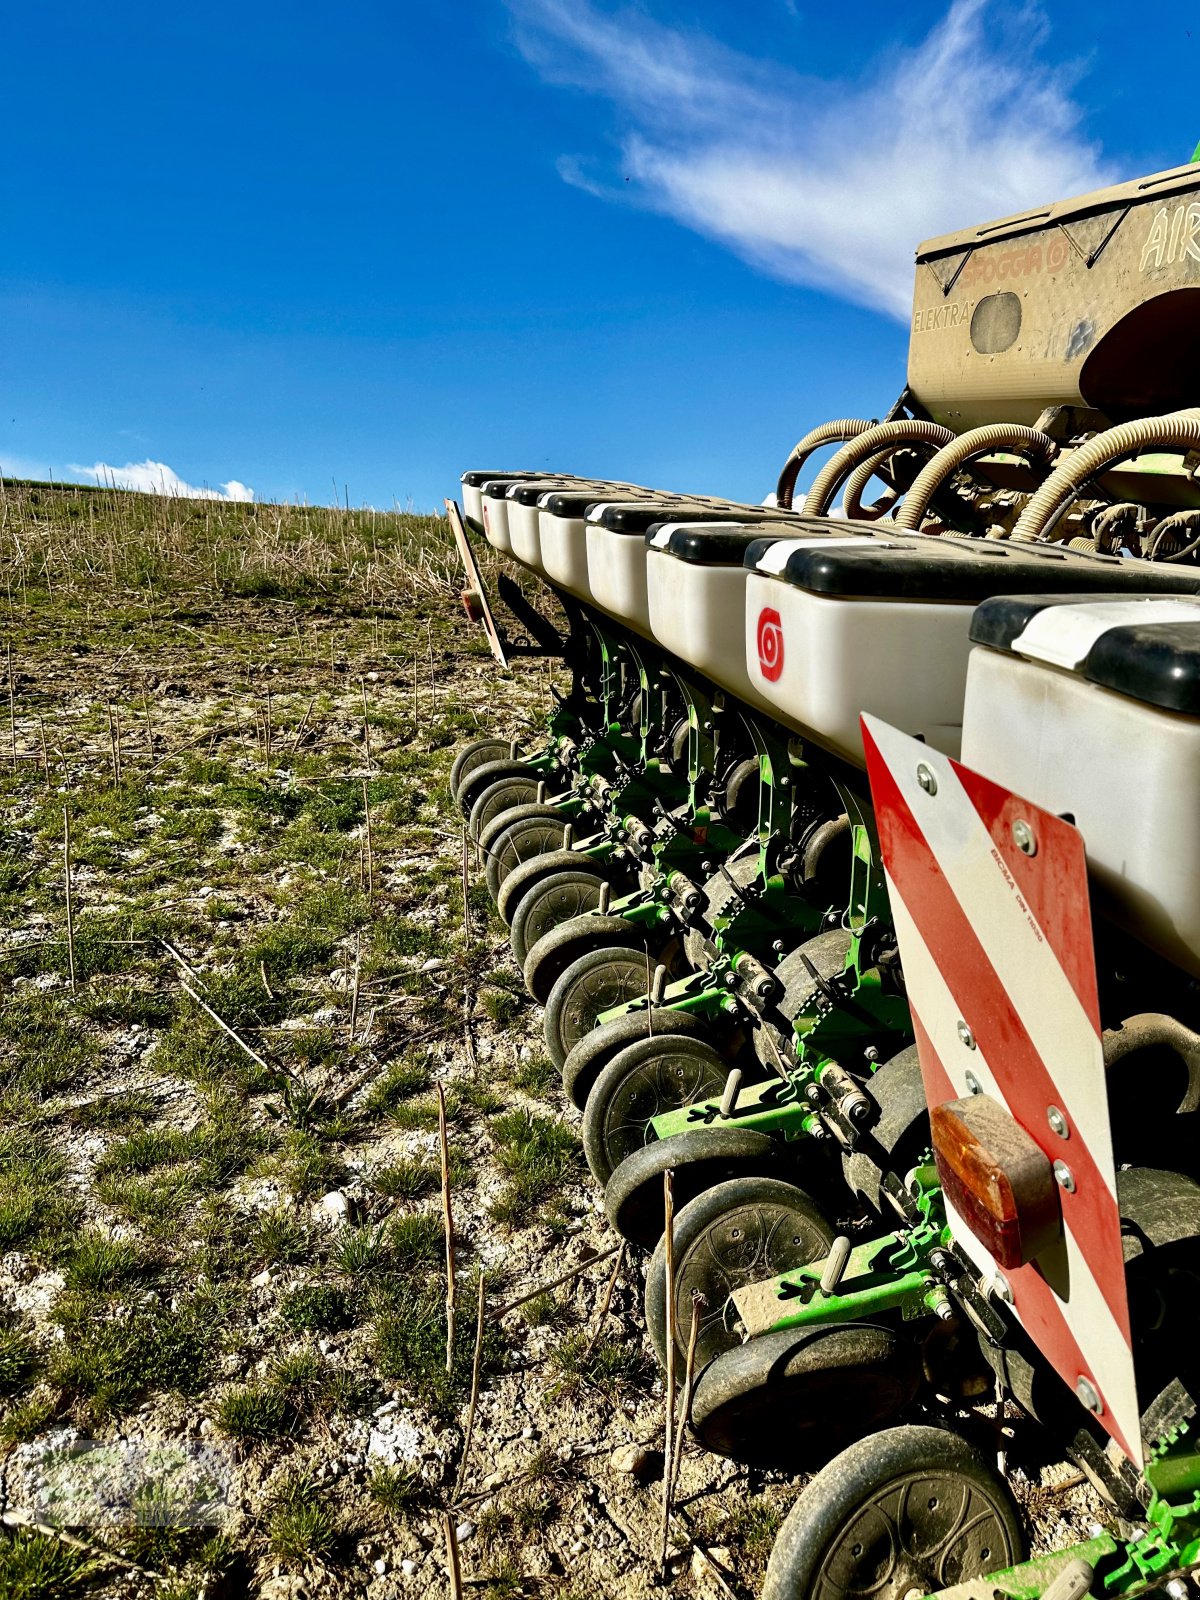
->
[0,481,806,1600]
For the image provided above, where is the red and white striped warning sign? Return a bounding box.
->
[861,713,1140,1465]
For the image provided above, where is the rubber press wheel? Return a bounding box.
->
[497,847,608,927]
[763,1424,1026,1600]
[467,774,544,844]
[543,945,651,1071]
[523,914,645,1006]
[644,1176,835,1371]
[582,1035,730,1187]
[458,757,539,821]
[690,1323,921,1467]
[482,807,573,903]
[450,738,511,809]
[604,1127,786,1251]
[511,870,608,969]
[562,1010,715,1112]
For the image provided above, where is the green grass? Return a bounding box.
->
[548,1332,652,1397]
[489,1108,581,1225]
[48,1297,218,1419]
[0,1531,96,1597]
[368,1463,428,1514]
[216,1384,292,1442]
[268,1473,340,1565]
[62,1230,157,1293]
[279,1283,353,1333]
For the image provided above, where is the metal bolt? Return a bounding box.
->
[1012,818,1037,856]
[991,1271,1014,1304]
[1076,1375,1103,1413]
[1047,1105,1069,1138]
[723,972,737,988]
[1054,1159,1076,1194]
[772,940,785,954]
[916,763,938,795]
[1164,1581,1190,1600]
[957,1020,976,1050]
[779,776,790,788]
[964,1069,983,1095]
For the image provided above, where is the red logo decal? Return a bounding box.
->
[482,501,491,532]
[757,608,784,682]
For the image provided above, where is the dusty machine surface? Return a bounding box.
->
[447,157,1200,1600]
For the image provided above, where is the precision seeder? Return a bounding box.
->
[449,156,1200,1600]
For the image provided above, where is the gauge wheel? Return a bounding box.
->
[511,870,610,969]
[644,1176,835,1372]
[562,1010,715,1111]
[458,756,539,820]
[497,848,605,927]
[522,913,644,1006]
[467,774,544,843]
[691,1323,921,1467]
[762,1424,1025,1600]
[603,1127,785,1251]
[582,1035,730,1187]
[482,808,573,903]
[542,945,652,1070]
[450,738,512,809]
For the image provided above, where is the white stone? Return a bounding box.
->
[455,1521,475,1543]
[319,1191,349,1218]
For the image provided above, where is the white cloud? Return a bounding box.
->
[67,460,254,502]
[506,0,1112,319]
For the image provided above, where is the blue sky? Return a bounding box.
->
[3,1,1199,509]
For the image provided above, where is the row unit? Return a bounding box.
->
[463,468,1200,983]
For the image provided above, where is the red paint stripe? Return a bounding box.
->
[951,757,1101,1032]
[863,727,1130,1344]
[910,1009,1137,1463]
[1007,1257,1138,1464]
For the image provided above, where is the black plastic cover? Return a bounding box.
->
[462,470,541,488]
[760,534,1200,603]
[1086,622,1200,712]
[596,503,771,535]
[970,590,1200,712]
[649,521,795,564]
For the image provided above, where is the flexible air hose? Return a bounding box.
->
[841,448,905,520]
[1012,411,1200,543]
[775,419,875,509]
[802,421,954,517]
[893,424,1058,532]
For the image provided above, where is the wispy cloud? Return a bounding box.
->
[506,0,1112,318]
[68,460,254,502]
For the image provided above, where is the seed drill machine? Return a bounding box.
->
[448,157,1200,1600]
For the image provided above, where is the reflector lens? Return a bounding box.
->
[930,1094,1061,1270]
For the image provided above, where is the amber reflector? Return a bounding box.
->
[930,1094,1061,1270]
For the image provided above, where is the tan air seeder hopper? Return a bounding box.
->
[909,161,1200,433]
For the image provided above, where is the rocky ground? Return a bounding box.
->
[0,483,1102,1598]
